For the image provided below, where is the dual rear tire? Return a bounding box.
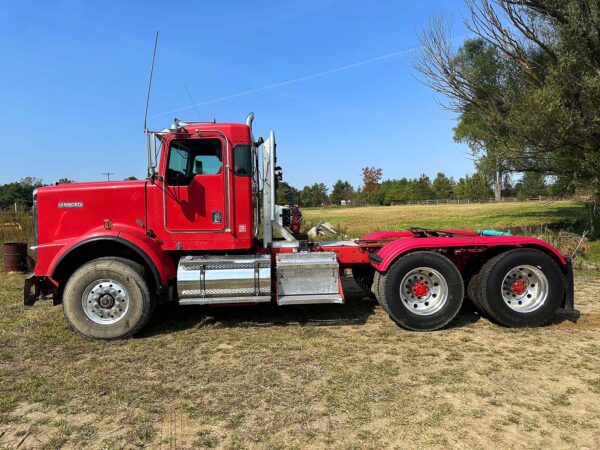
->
[375,249,565,331]
[469,249,564,327]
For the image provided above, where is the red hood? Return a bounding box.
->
[36,180,148,249]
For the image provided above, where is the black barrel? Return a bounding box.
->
[3,242,28,273]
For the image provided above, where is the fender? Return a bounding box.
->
[117,229,176,284]
[50,232,174,289]
[370,235,567,272]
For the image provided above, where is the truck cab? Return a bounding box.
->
[146,120,256,251]
[24,114,578,339]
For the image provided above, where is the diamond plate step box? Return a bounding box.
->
[276,252,344,305]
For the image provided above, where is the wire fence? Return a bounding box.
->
[331,196,571,208]
[399,196,548,206]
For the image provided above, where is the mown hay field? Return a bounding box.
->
[303,200,600,268]
[1,200,599,448]
[301,200,585,237]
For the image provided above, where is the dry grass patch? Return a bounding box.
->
[1,271,599,448]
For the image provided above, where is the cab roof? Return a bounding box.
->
[156,121,252,144]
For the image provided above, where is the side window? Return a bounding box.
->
[233,145,252,176]
[167,145,190,186]
[167,139,223,185]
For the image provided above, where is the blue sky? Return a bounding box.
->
[0,0,474,189]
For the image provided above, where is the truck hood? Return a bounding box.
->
[36,180,148,247]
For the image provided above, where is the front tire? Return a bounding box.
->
[476,249,565,327]
[62,257,155,339]
[378,251,464,331]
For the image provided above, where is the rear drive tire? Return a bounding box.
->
[373,270,391,314]
[379,251,464,331]
[62,257,155,339]
[476,249,564,327]
[466,272,486,314]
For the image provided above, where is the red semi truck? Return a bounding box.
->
[24,114,579,339]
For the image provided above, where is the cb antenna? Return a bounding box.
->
[144,30,159,133]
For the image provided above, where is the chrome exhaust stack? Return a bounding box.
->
[262,130,275,247]
[245,112,255,130]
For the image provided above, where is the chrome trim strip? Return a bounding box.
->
[277,294,344,305]
[179,296,270,305]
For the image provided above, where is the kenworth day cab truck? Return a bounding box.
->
[24,114,579,339]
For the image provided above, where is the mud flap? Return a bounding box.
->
[23,275,41,306]
[557,260,580,322]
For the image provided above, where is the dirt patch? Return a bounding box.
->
[556,312,600,329]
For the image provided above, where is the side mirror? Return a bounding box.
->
[146,132,158,180]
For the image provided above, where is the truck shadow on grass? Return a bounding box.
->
[140,278,482,337]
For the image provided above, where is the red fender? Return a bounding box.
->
[45,227,120,278]
[117,229,176,284]
[47,227,175,287]
[370,235,567,272]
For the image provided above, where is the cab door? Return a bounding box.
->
[163,136,228,233]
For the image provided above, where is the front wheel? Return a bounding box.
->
[62,257,155,339]
[378,251,464,331]
[476,249,565,327]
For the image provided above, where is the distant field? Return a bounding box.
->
[0,212,33,246]
[301,200,586,237]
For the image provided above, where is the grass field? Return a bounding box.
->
[302,200,600,268]
[301,200,587,237]
[1,200,599,448]
[1,273,599,448]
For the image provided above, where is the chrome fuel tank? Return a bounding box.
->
[177,255,271,305]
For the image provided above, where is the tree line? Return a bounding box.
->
[0,177,138,210]
[1,169,577,212]
[278,168,572,207]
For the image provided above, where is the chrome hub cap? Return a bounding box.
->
[82,279,129,324]
[501,265,548,313]
[400,267,449,316]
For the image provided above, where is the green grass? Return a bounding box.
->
[584,241,600,266]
